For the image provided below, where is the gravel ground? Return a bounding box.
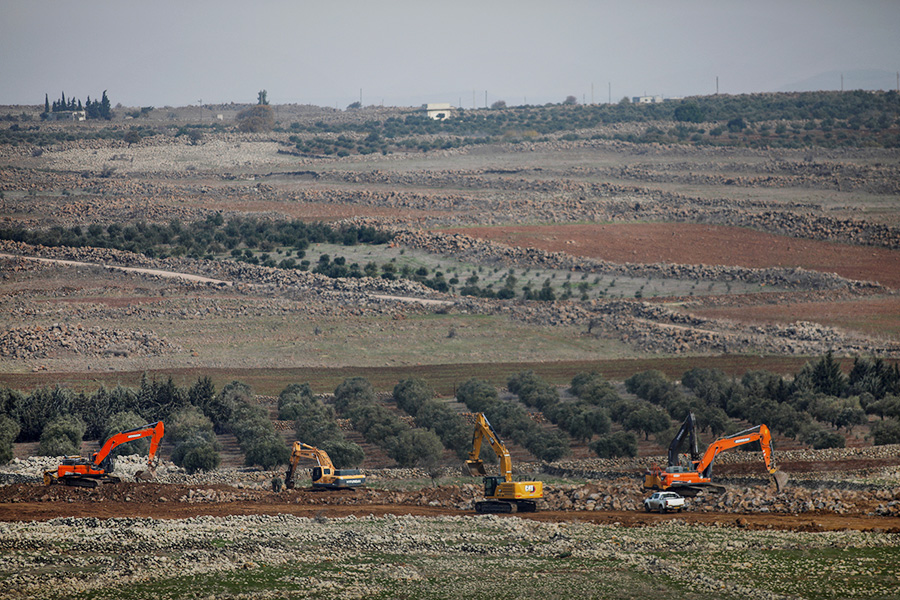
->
[1,511,897,599]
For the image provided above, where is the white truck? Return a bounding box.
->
[643,491,685,513]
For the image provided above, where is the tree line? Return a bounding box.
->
[0,215,393,261]
[42,91,112,120]
[283,90,900,154]
[2,354,896,471]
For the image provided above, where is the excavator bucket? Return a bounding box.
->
[465,459,487,477]
[773,470,789,492]
[134,466,156,482]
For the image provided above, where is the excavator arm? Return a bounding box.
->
[92,421,165,472]
[667,412,701,469]
[465,413,512,482]
[695,425,777,478]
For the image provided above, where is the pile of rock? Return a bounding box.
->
[0,323,179,360]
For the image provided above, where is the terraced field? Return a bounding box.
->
[2,99,900,600]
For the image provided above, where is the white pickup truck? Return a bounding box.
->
[643,491,685,513]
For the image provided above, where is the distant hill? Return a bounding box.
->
[779,69,899,93]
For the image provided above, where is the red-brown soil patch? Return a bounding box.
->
[0,483,895,533]
[442,223,900,289]
[688,295,900,339]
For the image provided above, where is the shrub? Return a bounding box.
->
[388,428,444,468]
[169,406,216,445]
[346,402,408,445]
[0,415,20,465]
[415,399,470,459]
[244,435,290,469]
[278,383,315,421]
[455,379,497,413]
[569,372,620,407]
[590,431,638,458]
[393,378,434,416]
[39,415,86,456]
[871,418,900,445]
[333,377,376,413]
[295,404,343,446]
[236,104,274,133]
[171,436,221,473]
[320,439,365,468]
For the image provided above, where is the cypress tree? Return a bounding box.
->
[44,94,50,114]
[100,90,111,120]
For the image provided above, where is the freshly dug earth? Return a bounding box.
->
[445,223,900,289]
[1,481,898,534]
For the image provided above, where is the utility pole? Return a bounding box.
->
[840,74,843,92]
[716,76,719,95]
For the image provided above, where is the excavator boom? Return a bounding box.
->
[465,413,512,481]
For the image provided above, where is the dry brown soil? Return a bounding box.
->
[690,295,900,339]
[443,223,900,289]
[1,482,896,533]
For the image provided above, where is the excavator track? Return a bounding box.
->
[475,500,514,514]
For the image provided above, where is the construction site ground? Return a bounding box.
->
[1,482,898,533]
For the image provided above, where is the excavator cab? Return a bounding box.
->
[483,475,502,497]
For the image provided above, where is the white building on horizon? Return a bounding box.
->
[424,103,453,120]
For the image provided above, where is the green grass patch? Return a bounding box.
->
[675,545,900,600]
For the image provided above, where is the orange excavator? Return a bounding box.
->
[284,442,365,490]
[643,413,788,496]
[43,421,165,488]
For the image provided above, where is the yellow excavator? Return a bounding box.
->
[465,413,543,513]
[284,442,365,490]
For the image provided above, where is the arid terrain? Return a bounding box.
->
[2,100,900,599]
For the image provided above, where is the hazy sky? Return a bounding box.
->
[2,0,898,108]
